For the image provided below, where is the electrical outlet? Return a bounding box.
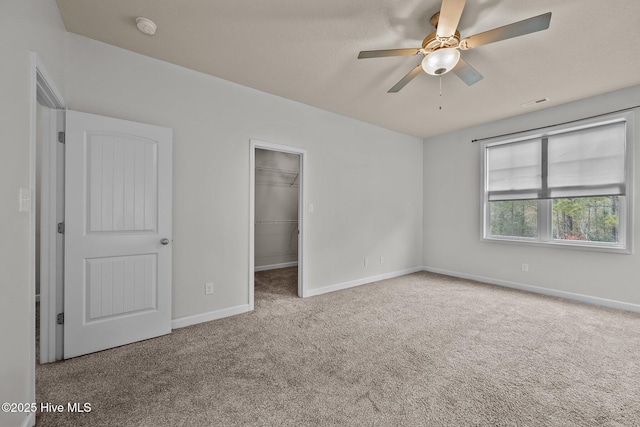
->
[364,258,369,267]
[380,256,384,264]
[205,282,214,295]
[522,263,529,272]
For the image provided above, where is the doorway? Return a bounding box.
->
[34,61,66,365]
[249,140,307,309]
[33,61,174,364]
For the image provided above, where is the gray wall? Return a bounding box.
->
[255,149,300,268]
[423,86,640,307]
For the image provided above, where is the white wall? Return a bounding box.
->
[0,1,67,426]
[424,86,640,307]
[255,149,300,268]
[66,34,424,319]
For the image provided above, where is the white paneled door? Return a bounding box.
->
[64,110,172,359]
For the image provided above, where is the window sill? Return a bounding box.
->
[481,236,632,254]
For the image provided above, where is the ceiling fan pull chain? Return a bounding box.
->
[439,76,443,110]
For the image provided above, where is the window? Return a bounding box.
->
[481,112,634,253]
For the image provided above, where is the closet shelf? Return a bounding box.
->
[255,220,299,224]
[255,166,299,175]
[255,166,299,186]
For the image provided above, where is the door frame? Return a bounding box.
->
[32,54,66,366]
[37,105,65,364]
[249,139,308,308]
[29,52,66,424]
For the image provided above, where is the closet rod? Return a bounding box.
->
[255,220,299,224]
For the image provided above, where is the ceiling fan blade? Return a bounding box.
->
[452,57,483,86]
[459,12,551,50]
[388,64,423,93]
[436,0,467,39]
[358,48,421,59]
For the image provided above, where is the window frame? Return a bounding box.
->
[480,111,634,254]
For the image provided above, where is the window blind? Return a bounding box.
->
[487,120,626,202]
[487,138,541,201]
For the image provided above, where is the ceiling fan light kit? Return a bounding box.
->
[422,48,460,75]
[357,0,551,93]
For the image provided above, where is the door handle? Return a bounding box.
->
[160,238,170,245]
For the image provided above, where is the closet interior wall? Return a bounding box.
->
[254,149,300,270]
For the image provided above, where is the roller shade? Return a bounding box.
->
[487,138,541,201]
[487,121,626,202]
[547,122,626,198]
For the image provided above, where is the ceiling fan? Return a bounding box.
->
[358,0,551,93]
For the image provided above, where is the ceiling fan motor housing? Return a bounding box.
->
[421,30,461,53]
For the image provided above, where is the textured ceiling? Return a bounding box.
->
[55,0,640,139]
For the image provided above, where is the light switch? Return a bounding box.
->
[19,188,31,212]
[308,203,314,213]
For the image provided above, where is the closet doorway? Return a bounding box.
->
[249,140,307,309]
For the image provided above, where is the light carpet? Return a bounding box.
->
[36,269,640,426]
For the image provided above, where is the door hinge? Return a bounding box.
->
[56,313,64,325]
[58,131,65,143]
[57,222,65,234]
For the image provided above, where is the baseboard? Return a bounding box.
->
[21,412,35,427]
[423,266,640,313]
[254,261,298,272]
[171,304,251,329]
[305,266,424,298]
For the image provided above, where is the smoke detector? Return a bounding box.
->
[136,17,157,36]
